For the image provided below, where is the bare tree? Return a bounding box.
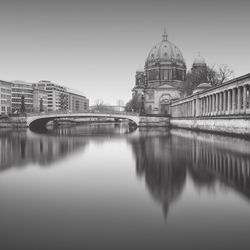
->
[125,93,142,112]
[216,64,234,85]
[92,99,115,112]
[180,64,234,96]
[206,64,218,86]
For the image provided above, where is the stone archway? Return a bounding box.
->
[159,94,172,115]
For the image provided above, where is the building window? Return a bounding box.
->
[164,70,169,80]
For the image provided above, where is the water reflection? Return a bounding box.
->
[1,125,250,249]
[129,128,186,219]
[0,124,135,172]
[128,128,250,218]
[1,125,250,209]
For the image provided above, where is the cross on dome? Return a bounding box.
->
[162,26,168,41]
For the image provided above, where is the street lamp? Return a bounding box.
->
[140,94,145,115]
[140,79,147,116]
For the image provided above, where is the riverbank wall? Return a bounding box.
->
[138,116,170,127]
[0,116,27,128]
[170,116,250,136]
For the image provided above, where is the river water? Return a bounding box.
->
[0,123,250,250]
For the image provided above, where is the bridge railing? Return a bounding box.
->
[26,110,139,117]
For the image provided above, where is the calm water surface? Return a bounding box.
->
[0,123,250,250]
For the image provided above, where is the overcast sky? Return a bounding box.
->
[0,0,249,105]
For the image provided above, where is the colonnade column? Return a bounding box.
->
[207,96,210,116]
[243,85,247,113]
[215,93,218,115]
[210,96,212,115]
[196,98,200,117]
[201,98,203,116]
[211,95,215,116]
[223,91,226,115]
[227,90,231,114]
[232,88,236,114]
[237,87,242,113]
[204,97,207,116]
[219,92,222,115]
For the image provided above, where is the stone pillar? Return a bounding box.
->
[227,89,231,114]
[218,92,221,115]
[215,93,218,115]
[193,100,196,117]
[203,97,206,116]
[196,98,200,117]
[232,88,236,114]
[211,95,214,116]
[243,85,247,113]
[204,97,206,116]
[203,98,206,116]
[207,96,209,116]
[247,85,250,113]
[223,91,227,115]
[209,96,212,116]
[212,95,215,115]
[201,98,203,116]
[237,87,242,114]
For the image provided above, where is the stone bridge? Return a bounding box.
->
[26,111,170,131]
[26,111,141,130]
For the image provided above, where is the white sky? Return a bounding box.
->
[0,0,249,105]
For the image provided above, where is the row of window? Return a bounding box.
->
[147,69,185,81]
[12,87,33,91]
[12,94,33,98]
[1,94,11,99]
[0,88,11,93]
[1,100,11,104]
[12,98,33,103]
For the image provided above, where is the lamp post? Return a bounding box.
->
[140,78,147,116]
[140,94,145,115]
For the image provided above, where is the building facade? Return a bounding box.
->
[32,86,48,112]
[11,81,34,113]
[0,80,12,114]
[0,79,88,114]
[67,89,89,112]
[144,28,186,114]
[132,28,210,115]
[33,81,89,112]
[33,81,67,111]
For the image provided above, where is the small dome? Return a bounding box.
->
[193,82,211,94]
[197,82,211,88]
[145,28,186,67]
[193,53,206,66]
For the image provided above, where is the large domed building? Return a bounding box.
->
[132,28,210,114]
[133,28,187,114]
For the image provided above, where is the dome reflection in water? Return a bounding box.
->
[0,124,250,250]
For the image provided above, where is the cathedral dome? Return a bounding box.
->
[144,28,186,83]
[145,29,186,67]
[193,53,206,66]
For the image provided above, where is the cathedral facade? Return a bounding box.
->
[132,28,207,114]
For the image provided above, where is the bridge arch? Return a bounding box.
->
[27,112,140,131]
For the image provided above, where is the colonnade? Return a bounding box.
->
[196,147,250,188]
[170,75,250,118]
[199,84,250,116]
[171,98,195,117]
